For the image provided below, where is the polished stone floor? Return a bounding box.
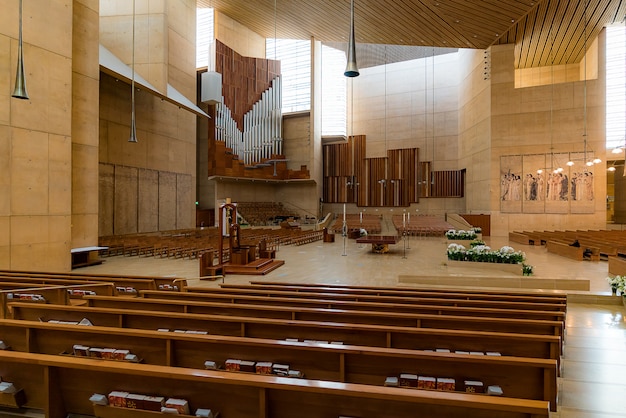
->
[80,235,626,418]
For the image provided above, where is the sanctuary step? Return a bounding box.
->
[224,258,285,275]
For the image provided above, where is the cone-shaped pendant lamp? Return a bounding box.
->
[344,0,359,77]
[12,0,29,100]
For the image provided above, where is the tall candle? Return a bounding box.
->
[359,211,363,223]
[343,204,346,221]
[403,213,406,228]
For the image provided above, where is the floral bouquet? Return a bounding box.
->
[445,229,478,240]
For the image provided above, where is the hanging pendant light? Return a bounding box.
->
[129,0,138,143]
[12,0,29,100]
[344,0,359,77]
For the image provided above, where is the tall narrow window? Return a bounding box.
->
[606,25,626,150]
[321,44,347,137]
[196,8,215,69]
[267,38,311,113]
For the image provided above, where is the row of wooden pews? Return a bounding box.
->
[330,214,382,235]
[509,229,626,261]
[0,276,563,416]
[393,215,456,237]
[0,272,566,418]
[99,227,325,266]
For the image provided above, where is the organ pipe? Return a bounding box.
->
[214,76,283,166]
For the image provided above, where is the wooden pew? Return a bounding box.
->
[186,285,568,313]
[0,270,187,291]
[608,256,626,276]
[139,290,567,322]
[0,283,117,318]
[82,295,565,342]
[7,302,562,367]
[546,240,585,261]
[244,281,568,304]
[0,350,549,418]
[0,318,558,410]
[508,231,533,245]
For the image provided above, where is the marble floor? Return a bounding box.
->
[79,234,626,418]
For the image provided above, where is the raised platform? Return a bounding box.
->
[398,273,590,291]
[224,258,285,275]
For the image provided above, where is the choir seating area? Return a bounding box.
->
[0,271,565,417]
[391,214,455,236]
[98,227,324,267]
[330,213,382,235]
[236,202,300,226]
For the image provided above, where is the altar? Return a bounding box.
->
[356,235,401,253]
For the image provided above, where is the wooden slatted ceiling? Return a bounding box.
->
[197,0,626,69]
[197,0,537,49]
[498,0,626,68]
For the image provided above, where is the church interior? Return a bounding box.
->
[1,0,626,417]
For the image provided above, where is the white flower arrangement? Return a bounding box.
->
[446,243,525,264]
[607,275,626,295]
[445,229,478,240]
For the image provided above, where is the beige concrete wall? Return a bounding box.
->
[351,54,460,171]
[98,0,197,235]
[488,34,607,236]
[515,38,598,88]
[100,0,168,93]
[72,0,101,250]
[0,0,74,271]
[458,48,492,214]
[214,11,265,59]
[310,39,323,201]
[167,0,196,100]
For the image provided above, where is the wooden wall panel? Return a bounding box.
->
[98,163,115,237]
[215,40,280,132]
[176,174,193,229]
[431,170,465,198]
[323,136,420,207]
[158,172,177,231]
[138,169,159,233]
[113,166,138,235]
[460,214,491,236]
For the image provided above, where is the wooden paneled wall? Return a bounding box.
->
[431,170,465,198]
[460,214,491,236]
[323,137,464,206]
[215,40,280,132]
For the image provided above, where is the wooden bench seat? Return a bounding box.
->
[608,256,626,276]
[7,302,562,368]
[546,240,599,261]
[139,290,567,322]
[0,318,558,410]
[0,271,187,293]
[187,285,568,313]
[0,350,549,418]
[83,295,565,344]
[243,282,568,304]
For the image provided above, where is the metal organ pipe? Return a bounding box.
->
[213,76,283,167]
